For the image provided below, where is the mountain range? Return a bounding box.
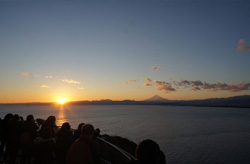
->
[1,95,250,108]
[66,95,250,108]
[143,95,250,107]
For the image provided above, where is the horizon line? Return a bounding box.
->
[0,94,249,105]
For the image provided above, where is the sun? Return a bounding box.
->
[58,98,66,104]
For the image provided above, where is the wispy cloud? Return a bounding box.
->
[77,87,85,90]
[40,85,50,88]
[238,39,245,44]
[21,72,32,76]
[144,78,152,83]
[154,80,176,93]
[237,45,250,51]
[175,79,250,92]
[237,39,250,51]
[144,83,153,87]
[45,76,53,78]
[191,80,203,86]
[144,79,176,93]
[62,79,80,84]
[21,72,40,78]
[204,82,250,92]
[144,78,250,93]
[151,66,163,70]
[175,80,203,87]
[191,86,201,91]
[124,79,137,85]
[174,80,191,86]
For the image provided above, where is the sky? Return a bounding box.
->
[0,0,250,103]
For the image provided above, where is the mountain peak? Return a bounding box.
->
[144,95,169,102]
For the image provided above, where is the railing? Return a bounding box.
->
[97,137,135,164]
[61,126,135,163]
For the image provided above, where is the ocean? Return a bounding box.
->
[1,104,250,164]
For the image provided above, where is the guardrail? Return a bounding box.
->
[97,136,135,161]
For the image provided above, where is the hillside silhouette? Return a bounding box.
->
[1,95,250,108]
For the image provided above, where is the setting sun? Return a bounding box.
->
[58,98,66,104]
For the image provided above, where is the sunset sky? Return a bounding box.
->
[0,0,250,103]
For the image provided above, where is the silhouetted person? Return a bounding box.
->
[56,122,73,164]
[128,139,166,164]
[67,124,100,164]
[34,126,56,164]
[20,115,39,164]
[0,117,2,161]
[40,116,58,137]
[7,114,24,164]
[36,118,45,127]
[0,113,13,161]
[70,123,85,144]
[0,118,2,149]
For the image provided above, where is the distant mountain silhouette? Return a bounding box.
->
[143,95,250,107]
[180,95,250,107]
[1,95,250,108]
[144,95,169,102]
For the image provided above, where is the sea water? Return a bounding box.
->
[1,105,250,164]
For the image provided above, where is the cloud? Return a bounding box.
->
[40,85,50,88]
[237,45,250,51]
[77,87,85,90]
[21,72,32,76]
[191,86,201,91]
[21,72,40,78]
[238,39,245,45]
[201,82,216,89]
[191,80,203,86]
[151,66,163,70]
[175,79,250,92]
[143,79,176,93]
[144,78,152,83]
[144,83,153,87]
[208,82,250,92]
[124,79,137,85]
[34,74,40,78]
[154,80,176,93]
[62,79,80,84]
[237,39,250,51]
[175,80,203,87]
[143,78,250,93]
[175,80,191,86]
[45,76,53,78]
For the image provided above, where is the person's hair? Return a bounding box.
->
[81,124,94,136]
[26,115,35,122]
[78,123,85,130]
[36,118,45,126]
[136,139,161,163]
[12,114,20,120]
[4,113,13,120]
[61,122,71,131]
[44,116,56,127]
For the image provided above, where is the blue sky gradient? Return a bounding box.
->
[1,0,250,103]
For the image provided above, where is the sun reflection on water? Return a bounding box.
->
[57,105,68,127]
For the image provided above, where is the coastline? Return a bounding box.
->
[1,95,249,108]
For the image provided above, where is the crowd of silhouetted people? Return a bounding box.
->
[0,113,166,164]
